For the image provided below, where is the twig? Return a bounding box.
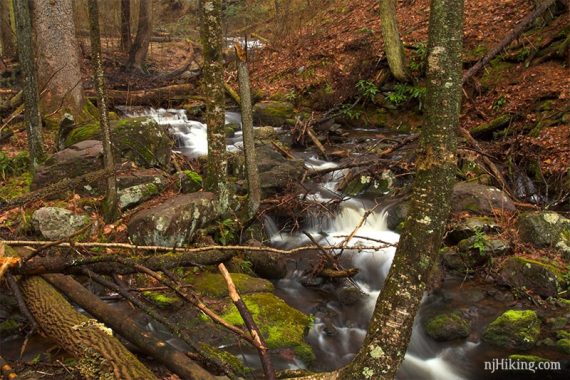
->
[22,223,92,263]
[218,263,276,380]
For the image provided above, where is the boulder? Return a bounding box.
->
[517,211,570,248]
[386,199,410,232]
[253,101,295,127]
[186,272,274,298]
[457,235,512,256]
[32,207,88,240]
[179,170,202,193]
[451,182,516,214]
[63,117,172,168]
[499,257,562,298]
[423,312,471,341]
[118,182,162,210]
[447,216,501,244]
[482,310,541,350]
[127,192,219,247]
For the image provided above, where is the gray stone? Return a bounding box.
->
[423,312,471,341]
[32,207,88,240]
[253,101,295,127]
[447,216,501,244]
[499,257,561,298]
[118,182,162,210]
[517,211,570,248]
[451,182,516,214]
[128,192,220,246]
[458,235,512,256]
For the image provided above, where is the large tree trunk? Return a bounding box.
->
[339,0,464,378]
[379,0,408,81]
[30,0,86,116]
[13,0,45,169]
[200,0,229,213]
[120,0,131,52]
[0,0,16,58]
[235,44,260,217]
[127,0,152,73]
[87,0,118,222]
[19,276,156,379]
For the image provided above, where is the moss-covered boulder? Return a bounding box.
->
[142,291,181,309]
[253,101,295,127]
[483,310,541,350]
[447,216,500,244]
[63,117,172,168]
[507,354,549,363]
[451,182,516,214]
[118,182,162,210]
[187,272,274,298]
[180,170,202,193]
[470,114,514,140]
[127,192,220,246]
[499,256,563,298]
[221,292,314,364]
[423,312,471,341]
[518,211,570,248]
[31,207,89,240]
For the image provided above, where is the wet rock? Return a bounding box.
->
[242,240,288,279]
[118,182,162,210]
[253,101,295,127]
[337,285,361,305]
[254,126,277,141]
[482,309,541,350]
[257,145,305,197]
[386,199,410,232]
[31,207,88,240]
[127,192,219,246]
[187,272,274,298]
[116,168,167,190]
[32,140,103,190]
[447,216,501,244]
[499,256,562,298]
[517,211,570,249]
[557,331,570,354]
[221,292,315,364]
[451,182,516,214]
[63,117,172,168]
[423,312,471,341]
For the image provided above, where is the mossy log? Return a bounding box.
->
[19,276,156,379]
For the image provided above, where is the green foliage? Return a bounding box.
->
[471,229,487,254]
[0,151,30,179]
[216,218,237,246]
[492,95,507,111]
[284,90,297,102]
[409,42,427,72]
[356,79,379,102]
[386,84,426,106]
[339,103,362,120]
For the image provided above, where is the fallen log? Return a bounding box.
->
[45,274,217,380]
[86,83,196,106]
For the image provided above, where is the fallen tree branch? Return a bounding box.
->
[87,83,196,106]
[462,0,557,83]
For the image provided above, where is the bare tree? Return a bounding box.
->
[0,0,16,58]
[200,0,229,213]
[380,0,408,81]
[339,0,464,378]
[120,0,131,51]
[13,0,45,169]
[30,0,86,116]
[87,0,119,222]
[127,0,152,73]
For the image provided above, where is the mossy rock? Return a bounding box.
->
[458,235,512,256]
[447,216,500,244]
[483,310,541,350]
[0,172,31,201]
[199,343,252,376]
[180,170,202,193]
[518,211,570,248]
[221,292,314,364]
[118,182,162,210]
[142,291,181,309]
[470,114,513,139]
[424,312,471,341]
[0,319,20,338]
[507,354,549,362]
[253,101,295,127]
[499,256,563,298]
[187,272,274,298]
[557,338,570,354]
[63,117,172,168]
[481,59,513,90]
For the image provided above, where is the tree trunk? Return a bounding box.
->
[87,0,119,222]
[19,276,156,379]
[30,0,86,116]
[120,0,131,51]
[200,0,229,213]
[379,0,408,81]
[127,0,152,73]
[0,0,16,58]
[13,0,45,169]
[235,44,260,217]
[339,0,464,378]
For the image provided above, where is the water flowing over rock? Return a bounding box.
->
[451,182,516,214]
[127,192,219,247]
[31,207,88,240]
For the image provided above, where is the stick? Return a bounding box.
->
[306,127,329,161]
[218,263,276,380]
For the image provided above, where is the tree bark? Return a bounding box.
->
[379,0,408,81]
[87,0,119,223]
[120,0,131,51]
[45,274,216,380]
[235,44,260,217]
[19,276,156,379]
[200,0,229,213]
[127,0,152,73]
[339,0,464,378]
[30,0,86,116]
[0,0,16,58]
[13,0,45,169]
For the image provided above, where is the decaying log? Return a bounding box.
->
[224,82,241,105]
[19,276,156,379]
[86,83,196,106]
[45,274,216,380]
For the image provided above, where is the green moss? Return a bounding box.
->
[0,172,31,200]
[556,330,570,340]
[187,272,273,298]
[483,310,541,350]
[481,59,513,89]
[199,343,251,376]
[424,312,470,341]
[142,291,180,309]
[64,122,100,147]
[181,170,202,193]
[557,338,570,354]
[0,319,19,337]
[221,292,314,363]
[508,354,549,362]
[512,257,564,280]
[471,115,512,139]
